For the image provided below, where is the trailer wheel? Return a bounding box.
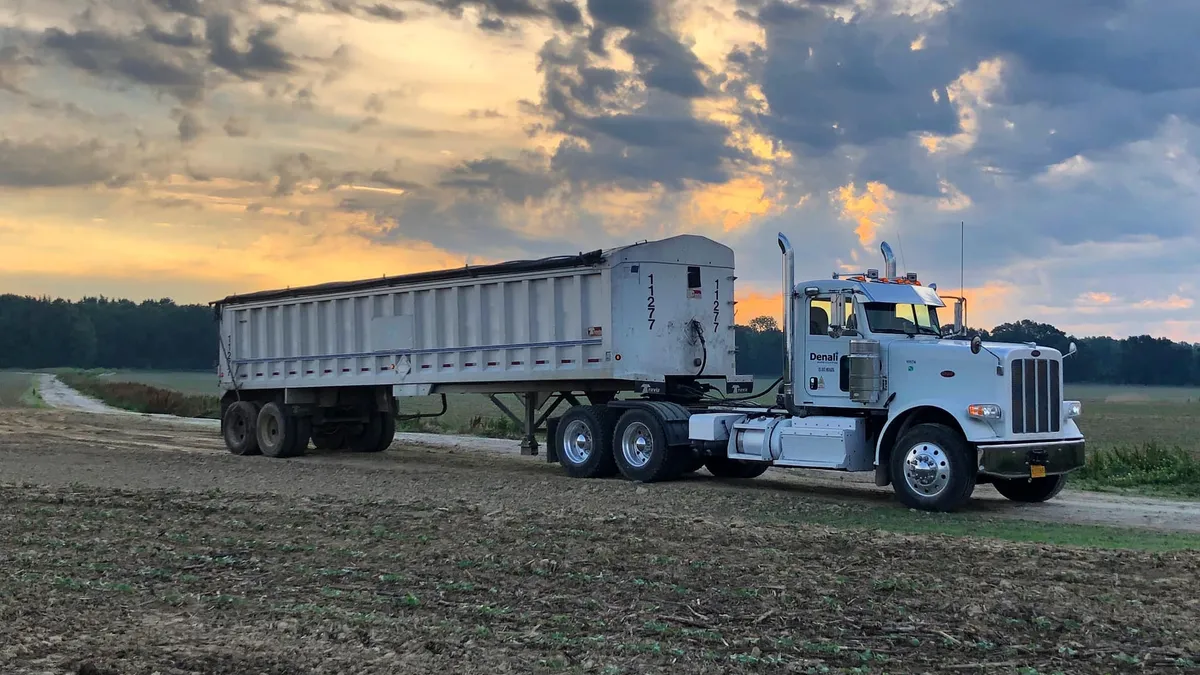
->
[256,401,305,458]
[222,401,261,456]
[704,456,769,479]
[554,405,618,478]
[612,408,678,483]
[365,411,396,453]
[992,474,1068,503]
[312,426,345,451]
[889,422,976,512]
[347,411,392,452]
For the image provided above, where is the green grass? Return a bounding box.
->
[767,503,1200,552]
[57,372,220,419]
[0,372,38,408]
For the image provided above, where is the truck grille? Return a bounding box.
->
[1011,358,1061,434]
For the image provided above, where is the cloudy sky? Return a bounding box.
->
[1,0,1198,340]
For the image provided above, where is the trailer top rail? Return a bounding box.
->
[211,248,607,309]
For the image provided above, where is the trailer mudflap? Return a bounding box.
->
[976,440,1085,479]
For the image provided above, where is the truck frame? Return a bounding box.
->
[212,232,1086,512]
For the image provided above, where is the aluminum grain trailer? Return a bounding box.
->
[212,234,754,462]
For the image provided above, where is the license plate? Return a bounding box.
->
[1030,464,1046,478]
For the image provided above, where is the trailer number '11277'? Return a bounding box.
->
[647,273,655,330]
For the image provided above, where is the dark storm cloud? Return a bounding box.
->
[735,0,1200,178]
[0,138,133,187]
[530,0,739,190]
[585,0,654,30]
[362,3,408,21]
[437,158,556,202]
[741,7,960,153]
[41,27,208,103]
[204,14,295,78]
[175,109,205,143]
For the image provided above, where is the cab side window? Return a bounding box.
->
[809,295,856,336]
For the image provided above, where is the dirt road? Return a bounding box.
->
[27,375,1200,534]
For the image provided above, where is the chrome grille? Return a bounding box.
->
[1011,358,1061,434]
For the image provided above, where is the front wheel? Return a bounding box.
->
[889,423,976,512]
[993,474,1068,503]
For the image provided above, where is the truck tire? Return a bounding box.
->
[704,456,769,479]
[612,408,679,483]
[992,474,1068,503]
[256,401,306,458]
[889,422,976,512]
[554,405,618,478]
[222,400,261,456]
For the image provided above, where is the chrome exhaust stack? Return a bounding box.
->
[777,232,795,409]
[880,241,896,279]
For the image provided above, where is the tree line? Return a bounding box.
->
[0,294,1194,386]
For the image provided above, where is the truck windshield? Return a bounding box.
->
[862,302,942,336]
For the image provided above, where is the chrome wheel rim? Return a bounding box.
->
[620,422,653,468]
[561,419,593,465]
[903,442,950,497]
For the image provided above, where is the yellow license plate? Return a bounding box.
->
[1031,465,1046,478]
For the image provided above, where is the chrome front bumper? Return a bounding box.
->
[975,439,1086,479]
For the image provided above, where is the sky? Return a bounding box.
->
[1,0,1199,341]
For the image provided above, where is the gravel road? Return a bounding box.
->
[24,374,1200,533]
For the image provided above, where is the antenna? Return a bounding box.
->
[960,220,964,300]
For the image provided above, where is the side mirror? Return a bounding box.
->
[971,335,982,355]
[1065,341,1077,358]
[829,293,846,332]
[953,298,965,336]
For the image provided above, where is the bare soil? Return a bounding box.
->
[1,407,1199,674]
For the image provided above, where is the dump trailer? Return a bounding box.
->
[213,232,1086,512]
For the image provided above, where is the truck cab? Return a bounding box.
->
[547,231,1085,513]
[684,234,1086,511]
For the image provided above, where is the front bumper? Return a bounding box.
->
[975,439,1086,479]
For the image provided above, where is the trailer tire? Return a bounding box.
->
[992,474,1068,503]
[554,405,618,478]
[256,401,305,458]
[364,412,396,453]
[704,456,769,479]
[312,426,345,451]
[222,401,261,456]
[347,411,390,453]
[890,422,976,512]
[612,408,678,483]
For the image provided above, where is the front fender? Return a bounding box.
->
[875,399,1001,464]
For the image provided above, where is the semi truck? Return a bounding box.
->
[212,232,1085,512]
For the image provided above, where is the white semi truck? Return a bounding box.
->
[212,232,1085,512]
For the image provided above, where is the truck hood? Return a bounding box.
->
[886,337,1062,363]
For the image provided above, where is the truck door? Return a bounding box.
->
[802,294,855,403]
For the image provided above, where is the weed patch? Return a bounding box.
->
[1076,442,1200,497]
[59,373,220,419]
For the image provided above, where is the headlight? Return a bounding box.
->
[1064,400,1082,418]
[967,404,1002,420]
